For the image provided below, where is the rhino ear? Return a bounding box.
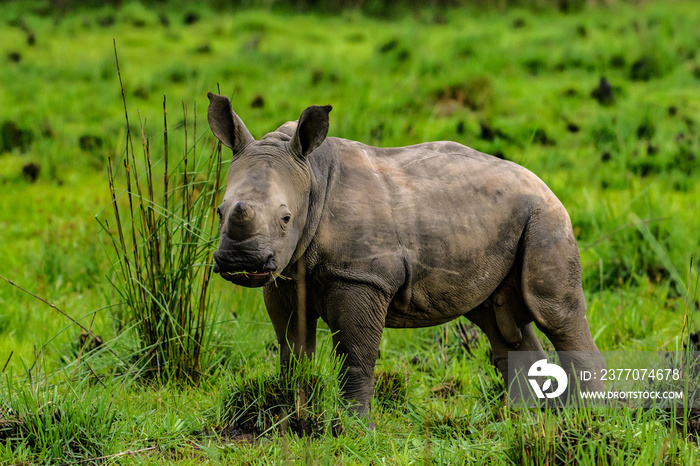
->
[207,92,254,152]
[290,105,332,158]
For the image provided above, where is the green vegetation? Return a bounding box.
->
[1,0,699,463]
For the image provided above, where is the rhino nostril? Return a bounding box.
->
[263,255,277,272]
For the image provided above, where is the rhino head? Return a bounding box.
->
[207,92,331,287]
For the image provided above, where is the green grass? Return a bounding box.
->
[1,0,699,463]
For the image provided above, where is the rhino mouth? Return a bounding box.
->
[212,247,278,287]
[220,270,270,280]
[215,266,273,287]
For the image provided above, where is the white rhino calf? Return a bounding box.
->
[207,92,604,418]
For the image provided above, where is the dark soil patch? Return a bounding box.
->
[686,411,700,437]
[216,424,257,443]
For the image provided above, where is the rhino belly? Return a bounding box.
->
[384,252,515,329]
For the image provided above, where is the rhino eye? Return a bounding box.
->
[216,207,223,219]
[282,214,291,224]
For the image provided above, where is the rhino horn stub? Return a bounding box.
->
[207,92,254,153]
[290,105,332,158]
[231,200,255,224]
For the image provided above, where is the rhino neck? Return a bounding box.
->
[285,139,336,275]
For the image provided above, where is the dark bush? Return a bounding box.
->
[183,12,200,25]
[22,163,40,183]
[636,119,655,140]
[78,134,103,152]
[250,94,265,109]
[533,128,556,146]
[432,77,494,112]
[1,121,33,153]
[591,77,614,106]
[629,55,664,81]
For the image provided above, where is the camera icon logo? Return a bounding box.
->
[527,359,568,399]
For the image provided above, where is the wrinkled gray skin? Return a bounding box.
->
[207,92,604,419]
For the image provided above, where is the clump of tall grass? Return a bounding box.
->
[214,345,349,439]
[0,366,119,464]
[97,45,222,384]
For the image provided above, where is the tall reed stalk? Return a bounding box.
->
[97,44,222,383]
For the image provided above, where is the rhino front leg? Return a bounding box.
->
[322,282,388,419]
[264,282,318,370]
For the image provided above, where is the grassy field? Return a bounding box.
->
[1,0,699,463]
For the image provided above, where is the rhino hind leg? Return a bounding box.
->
[465,263,545,375]
[519,205,605,392]
[466,299,545,379]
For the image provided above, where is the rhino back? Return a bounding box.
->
[307,138,562,328]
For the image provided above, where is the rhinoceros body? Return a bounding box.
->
[207,93,603,417]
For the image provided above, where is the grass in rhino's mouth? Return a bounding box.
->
[219,270,292,282]
[220,271,268,278]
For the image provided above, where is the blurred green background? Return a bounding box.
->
[0,0,699,463]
